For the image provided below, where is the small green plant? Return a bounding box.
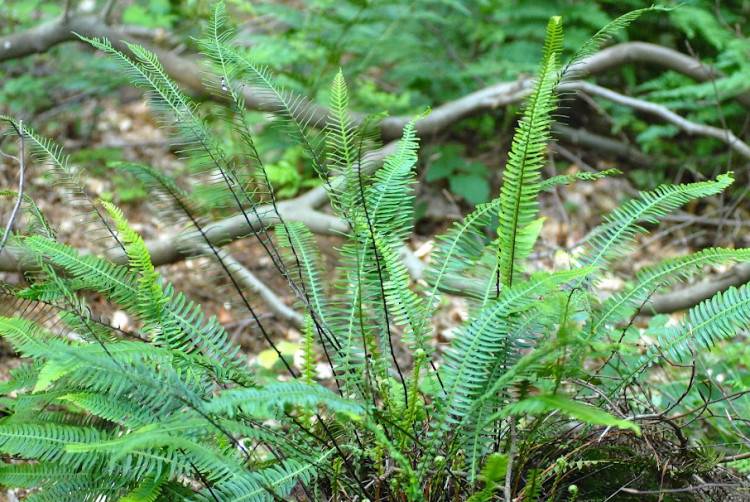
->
[0,4,748,500]
[425,143,491,205]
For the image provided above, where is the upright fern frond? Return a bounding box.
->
[497,16,563,289]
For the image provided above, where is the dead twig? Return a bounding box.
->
[0,120,25,252]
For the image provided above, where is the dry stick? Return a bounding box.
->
[207,246,303,328]
[4,15,747,139]
[0,120,24,252]
[505,417,517,502]
[559,81,750,160]
[552,123,652,166]
[620,483,744,496]
[720,450,750,463]
[62,0,72,21]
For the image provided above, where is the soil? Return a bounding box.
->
[1,91,749,500]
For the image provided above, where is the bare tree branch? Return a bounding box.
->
[2,14,749,140]
[62,0,73,22]
[577,41,750,109]
[647,263,750,313]
[560,81,750,159]
[552,123,652,166]
[100,0,118,24]
[210,245,303,328]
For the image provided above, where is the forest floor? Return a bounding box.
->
[4,95,742,348]
[2,93,750,500]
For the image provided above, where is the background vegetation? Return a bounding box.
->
[1,1,750,500]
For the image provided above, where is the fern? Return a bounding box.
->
[497,15,563,289]
[1,5,749,501]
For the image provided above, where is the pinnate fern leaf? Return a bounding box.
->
[497,16,563,288]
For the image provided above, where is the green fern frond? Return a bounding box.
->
[119,473,168,502]
[211,454,333,502]
[101,200,164,308]
[652,283,750,363]
[604,283,750,398]
[325,117,422,402]
[300,313,317,385]
[276,221,332,327]
[77,36,240,212]
[593,247,750,334]
[497,16,563,288]
[539,168,621,191]
[0,360,42,396]
[206,31,327,176]
[206,382,364,419]
[0,117,120,247]
[0,422,106,464]
[0,317,65,360]
[458,307,551,478]
[502,394,640,434]
[59,393,156,429]
[23,478,128,502]
[327,69,359,182]
[580,174,734,275]
[0,190,55,240]
[422,199,503,325]
[0,461,89,489]
[24,228,248,382]
[23,236,137,306]
[375,232,428,348]
[365,119,420,241]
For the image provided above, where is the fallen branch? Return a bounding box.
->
[212,246,303,328]
[551,123,652,166]
[560,81,750,159]
[647,263,750,314]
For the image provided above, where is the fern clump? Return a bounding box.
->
[0,4,748,501]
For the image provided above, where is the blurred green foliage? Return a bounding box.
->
[2,0,750,202]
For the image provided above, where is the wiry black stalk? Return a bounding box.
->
[355,153,408,408]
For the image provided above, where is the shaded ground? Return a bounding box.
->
[1,90,749,499]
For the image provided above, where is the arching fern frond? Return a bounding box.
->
[564,6,668,77]
[0,117,121,249]
[206,381,364,419]
[538,168,621,191]
[651,282,750,363]
[579,174,734,276]
[593,247,750,335]
[606,282,750,399]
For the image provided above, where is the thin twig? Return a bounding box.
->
[620,483,742,495]
[504,417,516,502]
[0,120,24,252]
[209,246,303,328]
[719,451,750,463]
